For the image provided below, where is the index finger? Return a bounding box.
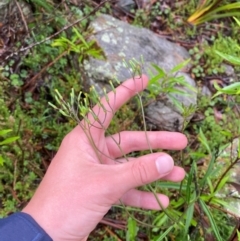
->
[86,75,148,135]
[106,131,188,158]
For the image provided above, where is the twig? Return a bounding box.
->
[14,0,30,38]
[100,218,126,230]
[5,0,108,60]
[104,227,123,241]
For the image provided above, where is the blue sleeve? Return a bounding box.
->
[0,212,52,241]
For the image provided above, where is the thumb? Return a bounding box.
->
[115,153,174,192]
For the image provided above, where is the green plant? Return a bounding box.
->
[0,129,19,166]
[26,0,55,12]
[151,129,238,240]
[0,87,75,217]
[188,1,240,25]
[189,46,206,77]
[132,8,151,27]
[204,35,240,74]
[211,19,240,97]
[147,59,196,104]
[126,217,139,241]
[189,32,240,77]
[131,1,172,28]
[51,27,105,63]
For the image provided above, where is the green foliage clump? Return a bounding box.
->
[0,83,74,216]
[204,35,240,75]
[132,2,171,28]
[189,34,240,77]
[192,95,238,154]
[187,1,240,25]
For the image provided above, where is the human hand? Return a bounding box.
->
[22,75,187,241]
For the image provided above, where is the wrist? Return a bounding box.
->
[22,206,89,241]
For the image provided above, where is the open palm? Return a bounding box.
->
[23,75,187,241]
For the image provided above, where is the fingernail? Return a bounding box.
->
[155,155,174,175]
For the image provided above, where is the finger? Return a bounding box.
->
[113,153,175,193]
[118,167,185,209]
[115,155,185,183]
[86,75,148,135]
[106,131,188,158]
[161,166,185,182]
[115,157,185,182]
[119,189,169,210]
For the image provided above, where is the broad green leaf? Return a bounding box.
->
[0,155,4,166]
[33,0,54,12]
[184,202,194,237]
[190,12,240,25]
[198,128,211,154]
[199,199,223,241]
[170,197,186,209]
[202,12,240,23]
[186,162,196,203]
[207,177,214,194]
[219,82,240,91]
[0,136,19,145]
[237,230,240,241]
[188,2,240,25]
[215,175,229,193]
[73,27,88,47]
[215,50,240,65]
[170,59,190,73]
[188,1,215,24]
[169,96,184,112]
[148,73,165,86]
[233,17,240,26]
[150,63,165,76]
[0,129,12,136]
[126,217,139,241]
[213,3,240,12]
[210,197,232,209]
[155,225,174,241]
[212,81,240,98]
[152,213,168,232]
[200,154,215,188]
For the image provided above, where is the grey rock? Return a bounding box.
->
[84,14,197,131]
[222,63,237,84]
[222,64,235,77]
[201,85,212,97]
[116,0,136,12]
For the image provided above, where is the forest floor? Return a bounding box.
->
[0,1,240,240]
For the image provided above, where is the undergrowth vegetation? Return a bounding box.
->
[0,0,240,240]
